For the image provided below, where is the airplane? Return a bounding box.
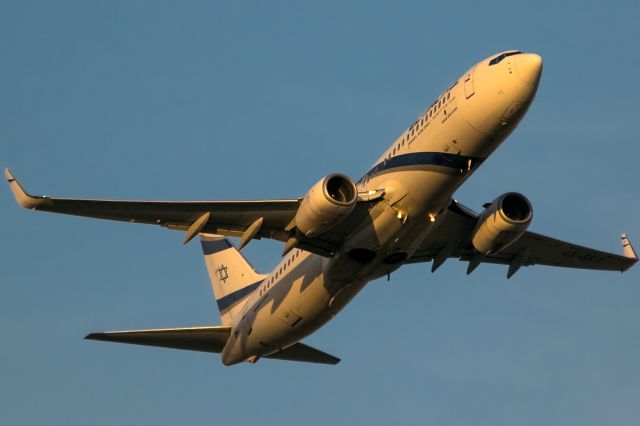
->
[6,50,638,366]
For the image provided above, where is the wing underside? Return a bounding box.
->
[6,169,635,273]
[410,200,637,274]
[5,169,374,257]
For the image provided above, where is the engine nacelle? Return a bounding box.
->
[471,192,533,255]
[295,174,358,237]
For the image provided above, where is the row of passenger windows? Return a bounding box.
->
[385,90,453,160]
[259,249,302,296]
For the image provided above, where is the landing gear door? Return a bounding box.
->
[464,73,475,99]
[278,309,302,327]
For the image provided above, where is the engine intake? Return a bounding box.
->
[471,192,532,255]
[295,174,358,237]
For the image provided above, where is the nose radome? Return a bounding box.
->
[515,53,543,85]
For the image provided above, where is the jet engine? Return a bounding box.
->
[471,192,532,255]
[295,174,358,237]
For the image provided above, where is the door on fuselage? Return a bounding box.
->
[464,73,475,99]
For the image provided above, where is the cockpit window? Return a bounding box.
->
[489,51,522,66]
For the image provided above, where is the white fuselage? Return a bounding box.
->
[221,51,543,365]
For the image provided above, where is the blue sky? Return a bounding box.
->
[2,1,639,425]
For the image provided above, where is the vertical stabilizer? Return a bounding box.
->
[200,234,265,326]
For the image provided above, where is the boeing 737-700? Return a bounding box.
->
[6,51,638,365]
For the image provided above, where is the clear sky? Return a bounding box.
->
[2,1,639,425]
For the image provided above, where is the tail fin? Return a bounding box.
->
[200,234,265,326]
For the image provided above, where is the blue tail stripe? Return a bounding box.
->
[216,280,262,312]
[201,238,232,255]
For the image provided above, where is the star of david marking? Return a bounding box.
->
[216,264,229,284]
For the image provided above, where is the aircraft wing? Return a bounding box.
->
[409,200,638,276]
[5,169,374,256]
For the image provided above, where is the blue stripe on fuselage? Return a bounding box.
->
[216,280,262,313]
[359,152,485,182]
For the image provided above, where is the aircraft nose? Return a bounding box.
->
[514,53,543,85]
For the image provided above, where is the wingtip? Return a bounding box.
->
[4,169,47,209]
[621,233,638,261]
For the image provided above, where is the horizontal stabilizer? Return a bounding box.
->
[265,342,341,365]
[85,326,231,353]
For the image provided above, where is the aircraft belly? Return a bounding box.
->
[227,163,476,364]
[225,253,368,363]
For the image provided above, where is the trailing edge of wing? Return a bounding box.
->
[85,326,232,353]
[265,342,341,365]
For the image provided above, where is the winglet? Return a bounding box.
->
[621,233,638,259]
[4,169,48,209]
